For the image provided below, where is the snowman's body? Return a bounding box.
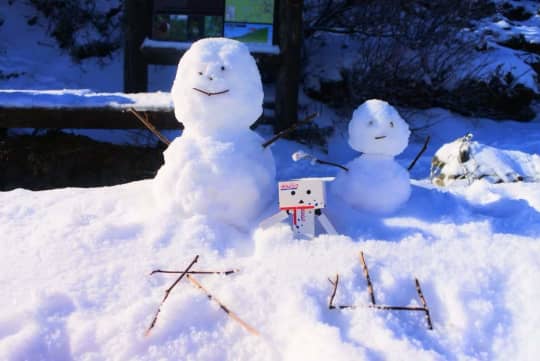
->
[331,99,411,214]
[153,38,275,228]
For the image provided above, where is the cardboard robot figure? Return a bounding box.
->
[260,178,337,238]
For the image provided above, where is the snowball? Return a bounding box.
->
[331,154,411,214]
[153,132,276,229]
[291,150,310,162]
[171,38,263,138]
[348,99,410,156]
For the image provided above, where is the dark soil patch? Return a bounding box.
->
[0,131,165,191]
[499,35,540,55]
[501,4,533,21]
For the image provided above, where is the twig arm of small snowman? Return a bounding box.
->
[407,135,431,171]
[262,112,319,148]
[292,150,349,172]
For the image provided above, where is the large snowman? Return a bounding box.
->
[153,38,276,228]
[331,99,411,214]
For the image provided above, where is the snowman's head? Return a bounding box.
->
[348,99,410,156]
[171,38,263,137]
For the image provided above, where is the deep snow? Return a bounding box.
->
[2,1,540,360]
[1,109,540,361]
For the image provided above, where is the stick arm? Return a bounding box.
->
[317,211,337,235]
[259,210,289,229]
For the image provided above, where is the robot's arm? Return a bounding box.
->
[259,210,289,229]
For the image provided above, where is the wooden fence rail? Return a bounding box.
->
[0,107,179,130]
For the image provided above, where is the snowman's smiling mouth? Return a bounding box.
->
[374,135,387,140]
[193,88,230,96]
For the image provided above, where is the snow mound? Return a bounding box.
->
[431,133,540,186]
[153,133,275,229]
[331,154,411,214]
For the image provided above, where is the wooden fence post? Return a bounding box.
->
[124,0,152,93]
[275,0,303,132]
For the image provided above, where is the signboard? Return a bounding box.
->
[151,0,276,45]
[153,0,224,15]
[224,0,274,45]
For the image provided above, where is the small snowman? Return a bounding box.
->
[331,99,411,214]
[153,38,276,228]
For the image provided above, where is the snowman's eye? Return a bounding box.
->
[368,121,374,126]
[198,71,203,76]
[221,65,226,71]
[390,121,394,128]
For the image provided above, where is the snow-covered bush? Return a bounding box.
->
[430,133,540,186]
[303,0,539,121]
[26,0,122,60]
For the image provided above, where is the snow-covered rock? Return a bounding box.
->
[431,133,540,186]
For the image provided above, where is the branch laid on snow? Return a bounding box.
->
[328,274,339,309]
[359,251,376,305]
[407,135,431,171]
[415,278,433,330]
[186,274,260,336]
[128,107,171,146]
[150,269,239,276]
[145,255,199,336]
[262,112,318,148]
[327,252,434,330]
[292,150,349,172]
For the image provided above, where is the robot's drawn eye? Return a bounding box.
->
[291,191,296,196]
[221,65,226,71]
[306,190,311,194]
[390,121,394,128]
[198,71,203,76]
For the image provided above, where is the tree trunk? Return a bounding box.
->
[124,0,152,92]
[275,0,303,132]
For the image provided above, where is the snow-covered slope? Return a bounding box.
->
[1,108,540,361]
[1,2,540,360]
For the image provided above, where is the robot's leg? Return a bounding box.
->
[317,212,338,235]
[294,209,316,238]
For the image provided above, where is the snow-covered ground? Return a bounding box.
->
[1,107,540,361]
[2,1,540,360]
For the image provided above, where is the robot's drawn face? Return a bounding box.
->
[348,99,410,156]
[278,178,327,209]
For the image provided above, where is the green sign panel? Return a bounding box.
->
[151,0,276,45]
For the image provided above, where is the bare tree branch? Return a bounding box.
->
[415,278,433,330]
[328,274,339,309]
[128,107,171,146]
[150,269,239,276]
[407,135,431,171]
[145,255,199,336]
[359,251,376,305]
[186,274,260,336]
